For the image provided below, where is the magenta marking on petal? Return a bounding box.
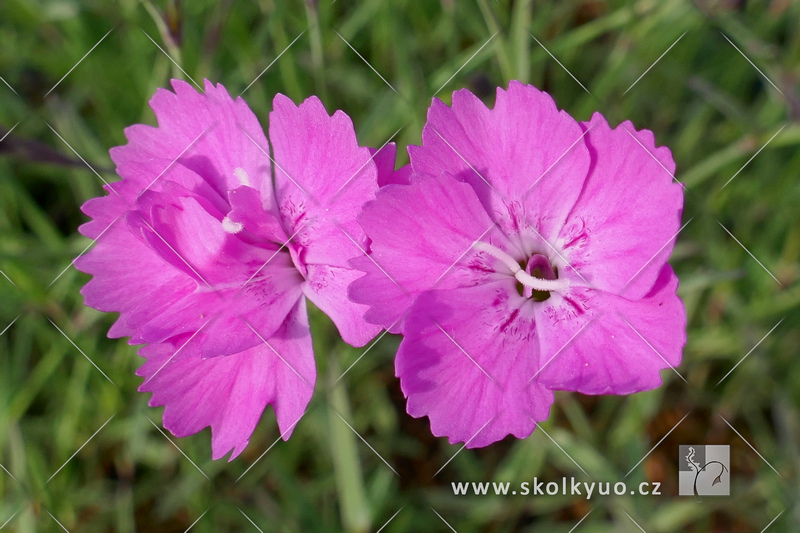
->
[474,241,520,274]
[559,217,589,251]
[560,294,588,317]
[499,309,519,333]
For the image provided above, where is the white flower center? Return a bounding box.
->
[474,241,571,293]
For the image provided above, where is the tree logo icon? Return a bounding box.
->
[679,445,730,498]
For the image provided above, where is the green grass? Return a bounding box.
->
[1,0,799,531]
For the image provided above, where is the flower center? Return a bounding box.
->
[522,254,557,301]
[474,242,570,298]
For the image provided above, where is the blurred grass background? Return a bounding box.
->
[1,0,799,531]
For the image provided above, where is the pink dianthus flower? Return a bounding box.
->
[350,81,686,447]
[77,80,382,459]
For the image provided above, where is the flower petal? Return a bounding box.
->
[134,276,303,359]
[140,79,273,201]
[85,187,304,357]
[268,94,381,345]
[397,281,554,447]
[347,255,407,334]
[350,173,507,329]
[76,219,196,339]
[226,186,287,246]
[559,113,683,299]
[370,143,411,186]
[81,79,273,245]
[410,81,591,243]
[302,264,379,346]
[268,93,376,266]
[137,297,315,461]
[536,265,686,395]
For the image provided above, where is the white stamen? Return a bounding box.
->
[222,216,244,234]
[514,270,571,292]
[474,241,571,292]
[233,167,251,187]
[473,242,521,274]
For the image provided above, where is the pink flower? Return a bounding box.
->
[77,80,382,459]
[350,81,686,447]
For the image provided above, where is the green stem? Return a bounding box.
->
[510,0,533,82]
[142,0,186,82]
[305,1,329,102]
[327,352,370,533]
[476,0,512,80]
[270,16,303,101]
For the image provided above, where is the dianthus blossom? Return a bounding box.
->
[77,80,382,459]
[350,81,686,447]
